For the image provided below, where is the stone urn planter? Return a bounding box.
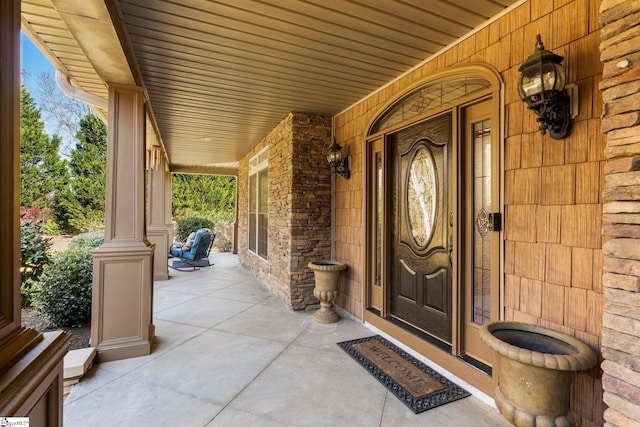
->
[308,260,347,324]
[479,321,597,427]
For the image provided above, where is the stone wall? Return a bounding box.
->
[238,113,332,309]
[599,1,640,426]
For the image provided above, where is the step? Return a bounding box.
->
[64,347,96,383]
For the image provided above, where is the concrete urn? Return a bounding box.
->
[479,321,597,427]
[308,260,347,324]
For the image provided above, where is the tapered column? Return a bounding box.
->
[147,146,170,280]
[0,1,70,421]
[91,83,155,362]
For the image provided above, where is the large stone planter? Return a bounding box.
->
[479,321,597,427]
[308,260,347,324]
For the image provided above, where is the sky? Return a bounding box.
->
[20,32,55,88]
[20,32,86,151]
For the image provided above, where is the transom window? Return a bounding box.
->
[372,77,492,133]
[249,148,268,258]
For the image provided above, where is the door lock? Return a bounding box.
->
[487,212,502,232]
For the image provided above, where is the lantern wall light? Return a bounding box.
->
[326,140,351,179]
[518,34,578,139]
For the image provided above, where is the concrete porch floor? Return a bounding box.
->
[64,253,510,426]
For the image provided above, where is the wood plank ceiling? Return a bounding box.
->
[22,0,519,174]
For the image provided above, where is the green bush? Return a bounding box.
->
[20,221,52,306]
[174,217,214,242]
[41,219,64,235]
[32,230,102,327]
[69,229,104,250]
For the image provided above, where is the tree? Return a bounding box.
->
[60,113,107,232]
[20,85,69,213]
[35,71,89,156]
[171,174,236,251]
[171,174,236,225]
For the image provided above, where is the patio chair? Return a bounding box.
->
[169,228,215,271]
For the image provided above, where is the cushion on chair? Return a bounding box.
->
[182,232,197,250]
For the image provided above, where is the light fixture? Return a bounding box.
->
[518,34,571,139]
[326,140,351,179]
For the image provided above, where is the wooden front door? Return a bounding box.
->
[389,113,453,344]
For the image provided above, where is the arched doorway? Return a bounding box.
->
[365,65,503,370]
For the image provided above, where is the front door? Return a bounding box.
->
[389,113,453,344]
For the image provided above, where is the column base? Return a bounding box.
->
[94,323,156,362]
[91,243,155,362]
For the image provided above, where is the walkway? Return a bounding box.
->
[64,253,509,426]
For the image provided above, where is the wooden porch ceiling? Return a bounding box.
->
[21,0,520,174]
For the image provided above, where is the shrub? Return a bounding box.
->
[20,221,52,306]
[41,219,64,235]
[174,217,214,242]
[31,230,102,327]
[20,207,43,223]
[69,229,104,250]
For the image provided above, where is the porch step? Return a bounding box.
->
[64,347,96,384]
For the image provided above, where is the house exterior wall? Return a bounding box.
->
[599,1,640,426]
[238,113,332,309]
[333,0,606,425]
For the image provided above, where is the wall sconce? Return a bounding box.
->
[518,34,573,139]
[326,140,351,179]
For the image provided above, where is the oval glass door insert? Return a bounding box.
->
[407,146,437,248]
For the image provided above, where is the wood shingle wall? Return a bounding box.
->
[599,1,640,425]
[334,1,606,425]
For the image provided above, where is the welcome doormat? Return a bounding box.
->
[337,335,470,414]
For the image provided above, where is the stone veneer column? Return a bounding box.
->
[91,83,155,362]
[147,147,170,281]
[599,1,640,426]
[0,0,70,421]
[237,113,331,309]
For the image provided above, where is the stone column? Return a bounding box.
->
[599,1,640,426]
[0,0,70,421]
[147,146,170,281]
[91,83,155,362]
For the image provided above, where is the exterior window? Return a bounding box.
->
[372,77,491,133]
[249,148,268,258]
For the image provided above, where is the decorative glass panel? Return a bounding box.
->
[374,152,383,287]
[373,77,491,133]
[407,147,437,248]
[472,119,491,325]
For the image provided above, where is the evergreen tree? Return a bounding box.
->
[61,113,107,232]
[172,174,236,225]
[20,86,68,213]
